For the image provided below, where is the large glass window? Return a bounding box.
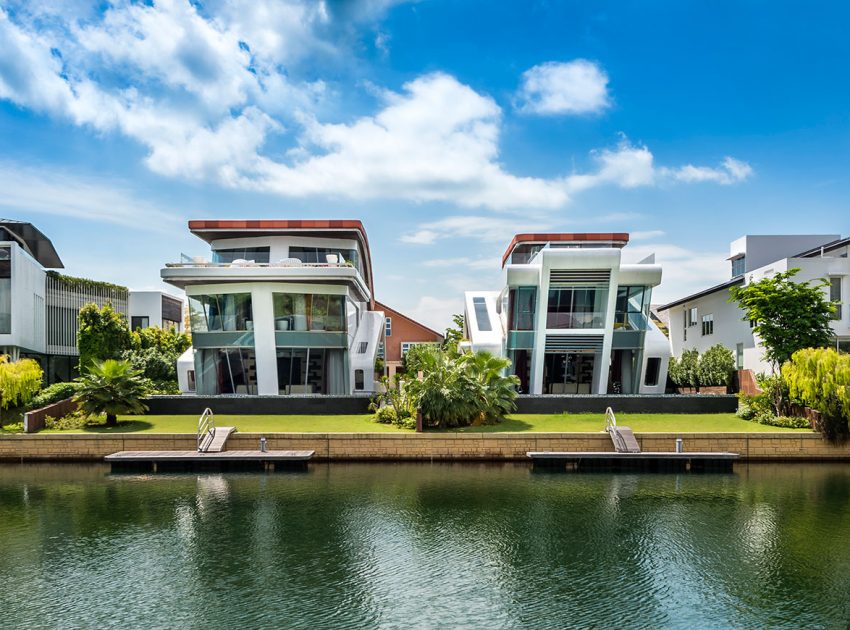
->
[830,277,842,320]
[508,287,537,330]
[289,246,361,273]
[472,297,492,331]
[0,247,10,334]
[510,244,544,264]
[195,348,257,394]
[272,293,345,332]
[731,256,746,277]
[508,348,532,393]
[212,247,270,264]
[276,347,346,394]
[543,353,595,394]
[189,294,253,332]
[614,286,650,330]
[547,288,607,328]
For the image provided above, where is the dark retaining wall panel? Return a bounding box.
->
[144,395,373,416]
[145,394,737,416]
[514,395,738,415]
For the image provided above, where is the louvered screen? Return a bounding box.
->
[548,269,611,286]
[544,335,604,353]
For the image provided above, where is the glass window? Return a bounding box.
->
[385,317,392,337]
[130,316,149,330]
[510,244,544,264]
[195,348,257,394]
[289,246,360,273]
[508,287,537,331]
[272,293,345,332]
[615,286,650,330]
[644,357,661,386]
[736,343,744,369]
[473,297,492,331]
[702,313,714,336]
[276,347,346,395]
[357,341,368,354]
[731,256,746,277]
[189,294,253,332]
[0,246,10,334]
[354,369,365,390]
[830,277,842,320]
[212,247,270,264]
[547,288,606,328]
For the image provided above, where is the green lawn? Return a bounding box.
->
[35,412,809,434]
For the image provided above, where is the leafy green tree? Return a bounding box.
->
[782,347,850,439]
[78,303,133,373]
[123,326,192,393]
[74,359,149,426]
[442,314,465,355]
[698,344,736,387]
[0,356,43,426]
[729,269,836,369]
[130,326,191,355]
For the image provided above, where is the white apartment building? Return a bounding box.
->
[462,233,671,395]
[162,219,384,396]
[660,234,850,374]
[128,291,184,332]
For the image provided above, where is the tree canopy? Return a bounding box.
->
[78,302,133,373]
[728,269,836,369]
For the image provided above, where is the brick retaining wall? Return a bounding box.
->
[2,432,850,461]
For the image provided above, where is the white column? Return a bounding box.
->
[251,287,278,395]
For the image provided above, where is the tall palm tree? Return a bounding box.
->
[74,359,148,426]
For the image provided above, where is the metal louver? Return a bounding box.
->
[544,335,604,353]
[548,269,610,286]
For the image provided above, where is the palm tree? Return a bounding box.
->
[74,359,149,426]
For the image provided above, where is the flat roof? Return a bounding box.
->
[657,277,743,312]
[793,236,850,258]
[501,232,629,267]
[187,219,375,306]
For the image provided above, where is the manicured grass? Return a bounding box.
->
[36,412,809,434]
[453,413,810,433]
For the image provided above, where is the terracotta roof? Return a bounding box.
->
[501,233,630,267]
[187,219,375,307]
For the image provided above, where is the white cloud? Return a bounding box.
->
[402,295,464,333]
[0,163,182,232]
[630,230,666,241]
[0,5,753,212]
[516,60,610,115]
[663,156,754,185]
[622,243,729,304]
[422,256,495,270]
[400,214,553,245]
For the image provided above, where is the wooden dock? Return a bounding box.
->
[527,451,739,472]
[106,450,315,473]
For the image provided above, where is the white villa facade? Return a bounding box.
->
[462,233,671,395]
[162,220,384,396]
[660,234,850,374]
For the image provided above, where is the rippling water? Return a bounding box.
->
[2,462,850,628]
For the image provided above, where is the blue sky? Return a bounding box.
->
[1,0,849,331]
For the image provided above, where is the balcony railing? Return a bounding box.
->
[165,259,356,270]
[546,312,606,329]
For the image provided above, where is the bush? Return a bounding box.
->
[668,349,699,388]
[44,410,102,431]
[28,382,79,410]
[78,303,133,373]
[698,344,735,387]
[782,347,850,440]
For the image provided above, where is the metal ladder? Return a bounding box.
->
[605,407,641,453]
[197,408,215,452]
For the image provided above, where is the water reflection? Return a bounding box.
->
[1,463,850,628]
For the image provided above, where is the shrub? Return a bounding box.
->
[698,344,735,387]
[669,349,699,388]
[0,356,43,426]
[43,410,101,431]
[78,303,133,372]
[74,359,149,426]
[28,382,79,410]
[782,347,850,440]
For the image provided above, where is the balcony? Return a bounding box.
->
[546,312,606,329]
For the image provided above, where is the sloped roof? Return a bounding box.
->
[0,219,63,268]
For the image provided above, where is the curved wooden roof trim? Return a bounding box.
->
[187,219,375,307]
[501,232,630,267]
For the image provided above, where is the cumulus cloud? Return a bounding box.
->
[400,215,553,245]
[516,60,610,115]
[0,3,753,213]
[622,243,729,303]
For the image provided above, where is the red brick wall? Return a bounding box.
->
[375,301,444,362]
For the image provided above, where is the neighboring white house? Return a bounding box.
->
[462,233,670,395]
[659,234,850,374]
[161,219,384,396]
[128,290,185,332]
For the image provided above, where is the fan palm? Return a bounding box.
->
[74,359,148,426]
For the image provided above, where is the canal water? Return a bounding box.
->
[1,462,849,629]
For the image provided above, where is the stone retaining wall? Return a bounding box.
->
[2,432,850,461]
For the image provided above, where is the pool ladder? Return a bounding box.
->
[197,408,215,452]
[605,407,641,453]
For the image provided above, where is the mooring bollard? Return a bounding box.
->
[675,438,683,453]
[260,437,268,453]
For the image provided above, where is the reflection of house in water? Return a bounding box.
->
[163,220,384,395]
[462,232,670,395]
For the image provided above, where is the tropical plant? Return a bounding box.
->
[729,269,836,369]
[698,344,736,387]
[78,302,133,373]
[457,351,519,422]
[73,359,149,426]
[369,376,416,429]
[442,314,465,355]
[782,347,850,440]
[0,356,43,426]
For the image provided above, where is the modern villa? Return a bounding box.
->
[660,234,850,374]
[462,232,670,395]
[162,220,385,396]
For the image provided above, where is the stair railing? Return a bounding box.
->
[197,408,214,452]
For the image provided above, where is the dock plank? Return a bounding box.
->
[106,450,315,462]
